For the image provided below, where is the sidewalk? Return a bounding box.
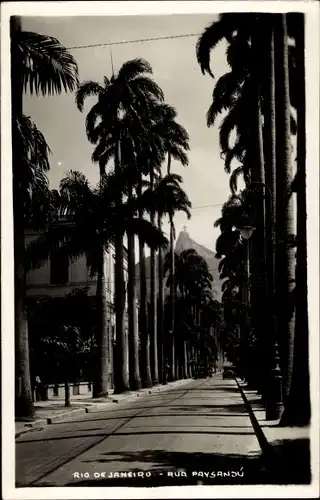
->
[236,378,311,485]
[15,378,194,438]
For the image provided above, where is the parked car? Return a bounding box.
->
[222,366,236,379]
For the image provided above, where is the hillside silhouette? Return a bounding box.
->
[135,227,221,301]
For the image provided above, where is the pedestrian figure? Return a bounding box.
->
[34,375,43,401]
[164,358,170,385]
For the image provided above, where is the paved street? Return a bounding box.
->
[16,376,268,487]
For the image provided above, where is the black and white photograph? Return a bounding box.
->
[1,1,319,498]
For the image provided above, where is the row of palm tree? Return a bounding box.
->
[74,60,194,394]
[196,13,309,426]
[12,19,223,417]
[165,248,224,378]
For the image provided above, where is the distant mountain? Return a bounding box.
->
[135,228,222,301]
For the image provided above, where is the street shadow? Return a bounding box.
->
[268,438,311,484]
[158,387,238,394]
[167,402,253,413]
[39,450,269,487]
[198,387,241,392]
[62,424,254,433]
[101,430,256,436]
[17,428,256,444]
[70,439,311,487]
[49,412,249,427]
[48,441,309,487]
[19,441,311,488]
[32,404,82,411]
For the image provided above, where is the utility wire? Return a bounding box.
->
[191,203,223,210]
[65,36,225,213]
[66,32,201,51]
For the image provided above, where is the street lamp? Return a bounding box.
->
[240,226,255,240]
[239,225,254,328]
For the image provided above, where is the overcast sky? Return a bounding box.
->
[22,14,232,252]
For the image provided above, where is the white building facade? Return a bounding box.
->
[25,223,133,387]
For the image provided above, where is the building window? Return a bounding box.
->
[50,252,69,285]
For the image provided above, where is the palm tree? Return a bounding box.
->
[148,161,159,384]
[214,192,259,382]
[197,14,271,393]
[136,178,152,388]
[165,248,213,375]
[280,14,310,426]
[75,58,164,393]
[119,129,145,391]
[155,107,190,383]
[197,14,300,400]
[14,119,53,418]
[40,325,90,407]
[11,17,79,417]
[259,17,280,413]
[142,171,192,380]
[131,101,190,385]
[26,170,168,396]
[27,171,112,397]
[273,15,296,403]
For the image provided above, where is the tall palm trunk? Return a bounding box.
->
[180,288,188,379]
[175,334,180,379]
[137,180,152,388]
[263,18,283,418]
[157,212,165,384]
[114,137,129,393]
[274,14,296,402]
[15,217,34,417]
[11,16,34,418]
[93,244,110,397]
[186,339,192,377]
[149,167,159,384]
[280,14,310,425]
[167,153,176,382]
[64,379,70,407]
[182,338,188,379]
[250,20,268,394]
[168,216,176,382]
[127,182,141,391]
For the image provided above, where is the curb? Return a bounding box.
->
[15,425,46,439]
[235,377,272,454]
[235,377,279,478]
[16,378,194,436]
[86,378,194,411]
[47,407,87,424]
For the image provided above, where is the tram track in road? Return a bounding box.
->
[19,379,206,487]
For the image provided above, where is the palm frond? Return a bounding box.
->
[169,146,189,167]
[130,218,168,249]
[196,17,228,77]
[229,166,245,194]
[16,115,51,172]
[117,58,153,82]
[76,81,104,112]
[85,102,104,143]
[91,136,115,164]
[129,76,164,102]
[16,31,79,96]
[226,33,252,75]
[218,102,241,154]
[206,101,220,128]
